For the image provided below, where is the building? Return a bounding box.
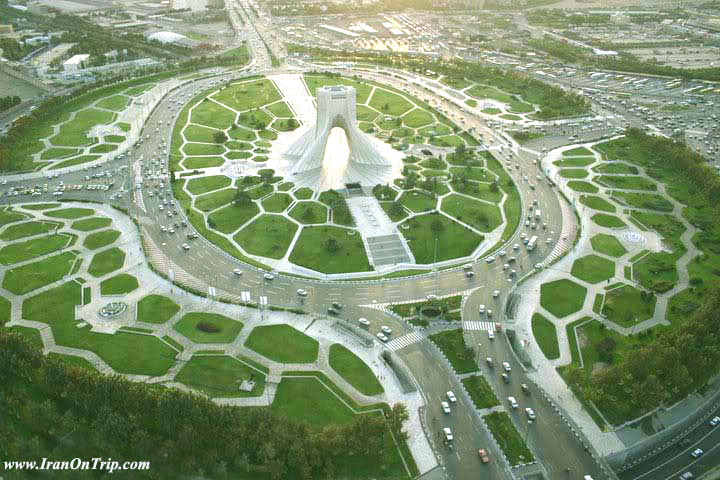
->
[171,0,208,12]
[0,25,13,35]
[63,54,90,71]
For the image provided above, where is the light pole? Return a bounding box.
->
[524,419,533,445]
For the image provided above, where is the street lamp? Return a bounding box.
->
[524,419,533,444]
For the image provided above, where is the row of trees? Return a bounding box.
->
[0,331,410,479]
[0,95,21,112]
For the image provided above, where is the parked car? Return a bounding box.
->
[502,361,511,372]
[441,401,451,414]
[443,427,453,442]
[691,448,703,458]
[501,373,510,383]
[525,407,536,421]
[446,391,457,403]
[381,325,392,335]
[709,416,720,427]
[508,397,518,409]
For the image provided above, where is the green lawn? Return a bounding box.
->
[591,214,626,228]
[596,175,657,191]
[559,169,589,179]
[261,193,292,213]
[590,234,627,258]
[0,221,55,240]
[136,295,180,324]
[207,202,259,234]
[567,181,599,194]
[602,284,656,327]
[554,157,595,167]
[402,108,434,128]
[96,95,129,112]
[467,84,533,113]
[174,312,243,343]
[563,147,594,156]
[288,201,328,224]
[462,375,499,409]
[400,212,483,263]
[22,281,177,376]
[0,234,71,265]
[186,175,232,195]
[0,295,10,324]
[634,252,679,293]
[266,101,294,117]
[87,247,125,277]
[83,230,120,250]
[0,208,26,226]
[272,376,357,428]
[440,194,502,232]
[289,226,372,274]
[571,254,615,284]
[189,100,236,129]
[540,279,587,318]
[2,252,77,295]
[233,214,297,259]
[612,191,673,212]
[211,79,282,111]
[329,344,384,396]
[71,217,112,231]
[45,208,94,219]
[579,195,616,213]
[100,273,138,295]
[194,188,236,212]
[368,88,414,116]
[592,162,638,175]
[531,313,560,360]
[428,329,477,374]
[183,156,225,169]
[184,124,219,143]
[245,325,318,363]
[399,190,437,213]
[182,143,226,156]
[483,412,534,466]
[50,108,115,147]
[175,355,265,398]
[19,203,59,211]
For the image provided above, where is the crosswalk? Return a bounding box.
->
[462,321,496,332]
[385,331,423,352]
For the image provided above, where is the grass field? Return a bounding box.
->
[579,195,616,213]
[559,169,589,179]
[245,324,319,363]
[175,355,265,398]
[602,284,656,327]
[186,175,232,195]
[136,295,180,324]
[45,208,94,219]
[83,230,120,250]
[87,247,125,277]
[399,190,437,213]
[329,344,384,396]
[0,221,55,240]
[483,412,534,465]
[174,312,243,343]
[467,84,533,113]
[368,88,414,116]
[2,251,77,295]
[596,175,657,191]
[261,193,292,213]
[591,234,627,258]
[441,194,502,232]
[190,100,236,129]
[0,234,71,265]
[50,108,115,147]
[211,79,282,112]
[531,313,559,360]
[540,279,587,318]
[288,201,328,224]
[429,329,477,374]
[563,147,593,156]
[567,181,599,194]
[592,163,638,175]
[100,273,138,295]
[304,74,373,104]
[233,214,297,259]
[71,217,112,231]
[401,212,482,264]
[289,225,372,274]
[194,188,235,212]
[207,202,259,234]
[611,191,673,212]
[591,214,626,228]
[462,375,499,409]
[571,254,615,284]
[554,157,595,167]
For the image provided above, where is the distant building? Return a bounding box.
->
[63,54,90,71]
[0,25,13,35]
[171,0,208,12]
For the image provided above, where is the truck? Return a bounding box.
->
[527,235,538,251]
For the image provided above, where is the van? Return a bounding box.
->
[508,396,518,409]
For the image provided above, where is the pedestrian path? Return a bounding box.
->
[462,321,495,332]
[385,331,423,352]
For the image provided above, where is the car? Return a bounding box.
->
[358,317,370,327]
[158,205,163,210]
[535,263,543,270]
[493,290,500,298]
[488,330,495,340]
[502,263,509,270]
[376,332,388,342]
[296,289,308,297]
[679,472,694,480]
[233,269,243,276]
[181,243,190,251]
[501,373,510,383]
[160,226,167,232]
[446,391,456,403]
[486,357,494,368]
[381,325,392,335]
[513,243,520,250]
[263,273,275,280]
[327,308,339,316]
[502,361,511,372]
[168,229,174,234]
[443,427,453,442]
[521,383,530,394]
[463,263,473,270]
[465,271,475,278]
[487,309,493,317]
[486,256,495,263]
[709,416,720,427]
[498,250,506,257]
[331,301,343,309]
[508,396,518,409]
[691,448,703,458]
[478,448,490,463]
[441,401,451,414]
[525,407,536,420]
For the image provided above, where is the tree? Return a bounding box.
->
[389,201,404,218]
[490,181,499,193]
[234,188,251,206]
[431,218,444,232]
[323,237,340,253]
[300,206,314,222]
[213,131,228,144]
[386,403,409,441]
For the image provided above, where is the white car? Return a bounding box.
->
[479,304,486,314]
[181,243,190,251]
[296,288,308,297]
[233,269,243,276]
[488,330,495,340]
[486,256,495,263]
[381,325,392,335]
[446,391,457,403]
[263,273,275,280]
[168,229,174,234]
[513,243,520,250]
[443,427,453,442]
[691,448,703,458]
[358,317,370,327]
[160,226,167,232]
[441,401,451,414]
[499,250,506,257]
[502,361,511,372]
[710,416,720,427]
[508,396,518,409]
[525,407,536,420]
[493,290,500,298]
[376,332,389,342]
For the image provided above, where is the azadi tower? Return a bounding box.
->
[283,85,399,190]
